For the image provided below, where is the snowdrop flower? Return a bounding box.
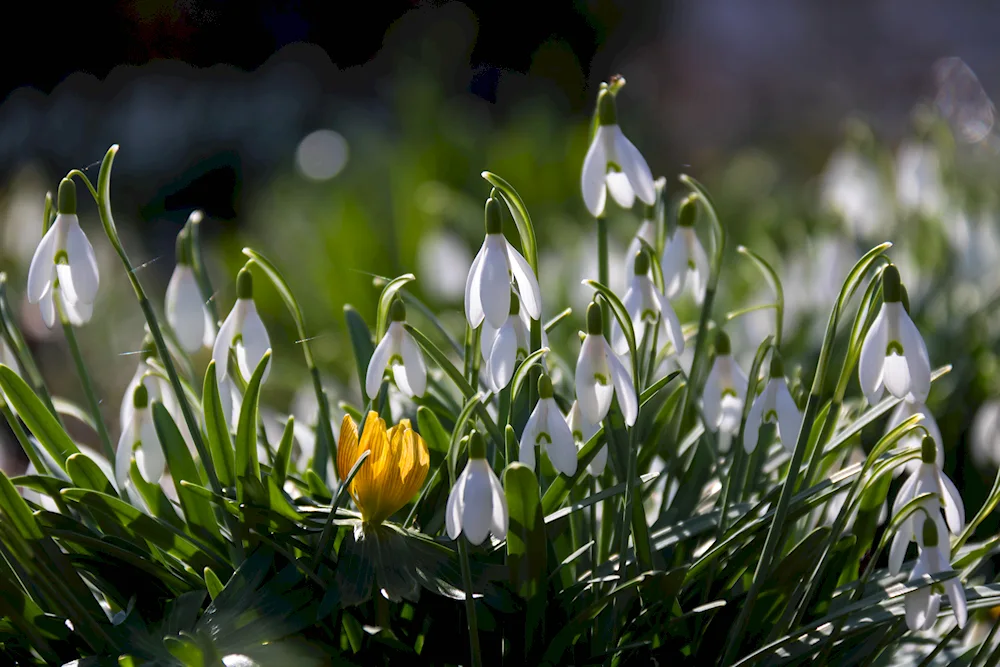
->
[481,292,529,392]
[465,196,541,329]
[213,267,271,388]
[567,400,604,476]
[662,196,709,304]
[896,140,946,219]
[446,431,508,545]
[27,179,99,328]
[520,375,577,476]
[744,353,801,453]
[889,436,964,575]
[859,265,930,405]
[820,145,891,238]
[165,228,214,353]
[575,302,638,426]
[365,299,426,400]
[114,384,165,496]
[580,85,655,216]
[904,520,967,632]
[623,210,656,279]
[702,332,748,435]
[886,399,942,476]
[611,250,684,358]
[120,338,176,430]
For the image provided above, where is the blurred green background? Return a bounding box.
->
[1,1,999,529]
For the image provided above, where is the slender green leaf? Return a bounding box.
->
[0,470,43,540]
[65,452,115,495]
[345,305,376,399]
[375,273,416,341]
[0,365,80,472]
[272,416,295,486]
[481,172,538,270]
[417,406,450,454]
[202,361,235,488]
[505,464,546,600]
[235,351,271,503]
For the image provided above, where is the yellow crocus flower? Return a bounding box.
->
[336,411,429,525]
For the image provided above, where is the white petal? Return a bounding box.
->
[774,380,802,454]
[27,223,59,303]
[889,523,910,575]
[892,468,920,516]
[719,395,743,435]
[519,404,543,470]
[938,471,965,534]
[588,445,608,477]
[399,328,427,397]
[365,329,395,400]
[61,288,93,326]
[605,341,637,426]
[545,403,578,476]
[581,126,610,217]
[606,172,636,209]
[652,289,684,356]
[119,366,145,428]
[235,300,271,383]
[613,127,655,205]
[905,585,932,632]
[480,236,511,329]
[461,462,494,545]
[465,242,487,328]
[212,306,241,384]
[858,308,888,405]
[115,419,137,492]
[480,319,498,362]
[576,335,613,424]
[489,320,518,391]
[166,266,207,353]
[137,413,164,482]
[689,232,711,305]
[743,389,767,454]
[505,241,541,321]
[446,468,467,540]
[486,467,508,539]
[63,216,100,304]
[39,287,56,329]
[661,233,687,299]
[945,578,968,628]
[898,309,931,402]
[702,360,722,431]
[623,221,654,280]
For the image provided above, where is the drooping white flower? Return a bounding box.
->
[858,266,931,405]
[480,293,530,392]
[567,400,604,476]
[611,250,684,359]
[889,436,964,576]
[702,332,748,435]
[120,340,177,435]
[624,216,656,280]
[212,267,271,389]
[744,353,802,453]
[580,86,655,217]
[886,399,942,476]
[446,432,508,545]
[520,375,577,476]
[365,300,426,400]
[114,383,165,497]
[464,196,541,329]
[28,180,98,328]
[166,228,214,353]
[903,520,967,632]
[662,196,709,304]
[575,302,638,426]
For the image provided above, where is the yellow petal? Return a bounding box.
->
[336,414,359,483]
[354,411,388,521]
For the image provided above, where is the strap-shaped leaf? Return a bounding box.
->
[202,361,235,488]
[235,351,271,504]
[505,463,546,600]
[0,365,80,472]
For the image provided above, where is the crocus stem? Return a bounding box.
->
[59,311,115,464]
[458,538,483,667]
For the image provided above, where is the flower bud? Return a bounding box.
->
[882,265,901,304]
[633,250,650,276]
[132,383,149,409]
[678,195,698,228]
[57,178,76,215]
[538,373,554,399]
[586,302,603,335]
[469,430,486,459]
[485,197,502,234]
[769,351,785,378]
[175,228,192,266]
[597,88,617,126]
[715,330,731,356]
[922,517,939,547]
[236,267,253,299]
[389,298,406,322]
[921,434,937,465]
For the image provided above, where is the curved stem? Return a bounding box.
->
[458,539,483,667]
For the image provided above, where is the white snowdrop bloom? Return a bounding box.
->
[212,267,272,388]
[820,146,891,238]
[702,332,748,435]
[904,520,967,632]
[120,339,176,430]
[575,303,638,426]
[744,353,801,454]
[971,399,1000,470]
[114,384,165,497]
[464,196,541,329]
[611,250,684,359]
[480,293,530,392]
[889,437,964,576]
[567,400,604,476]
[365,300,426,400]
[624,216,656,280]
[662,196,709,305]
[896,140,946,219]
[858,266,931,406]
[886,399,943,476]
[446,432,508,545]
[519,375,577,476]
[27,179,99,327]
[580,86,655,217]
[165,229,214,353]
